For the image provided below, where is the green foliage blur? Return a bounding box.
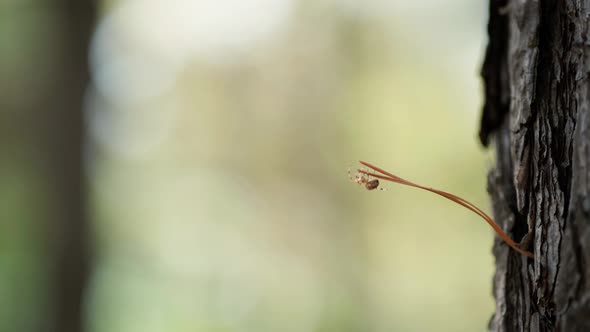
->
[1,0,496,331]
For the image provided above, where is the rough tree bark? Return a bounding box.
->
[481,0,590,331]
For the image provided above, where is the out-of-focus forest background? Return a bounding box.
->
[1,1,495,331]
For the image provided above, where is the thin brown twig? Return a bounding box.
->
[357,160,534,258]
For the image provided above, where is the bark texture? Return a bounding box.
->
[482,0,590,331]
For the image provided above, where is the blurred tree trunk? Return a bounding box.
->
[481,0,590,331]
[37,1,96,332]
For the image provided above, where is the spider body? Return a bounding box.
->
[348,167,385,191]
[363,179,380,190]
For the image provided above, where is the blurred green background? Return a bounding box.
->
[1,0,496,331]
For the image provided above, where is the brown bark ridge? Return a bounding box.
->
[481,0,590,331]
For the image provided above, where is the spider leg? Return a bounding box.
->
[348,165,366,185]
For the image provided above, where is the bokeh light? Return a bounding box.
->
[2,1,496,331]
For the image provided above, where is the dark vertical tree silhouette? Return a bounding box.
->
[36,1,96,332]
[481,1,590,330]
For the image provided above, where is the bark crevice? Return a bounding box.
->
[482,0,590,330]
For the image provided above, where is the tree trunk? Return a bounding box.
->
[38,2,96,332]
[481,0,590,331]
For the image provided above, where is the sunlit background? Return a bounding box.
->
[1,0,496,331]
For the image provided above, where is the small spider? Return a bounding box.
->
[348,167,385,191]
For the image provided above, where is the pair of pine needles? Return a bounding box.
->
[350,160,534,258]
